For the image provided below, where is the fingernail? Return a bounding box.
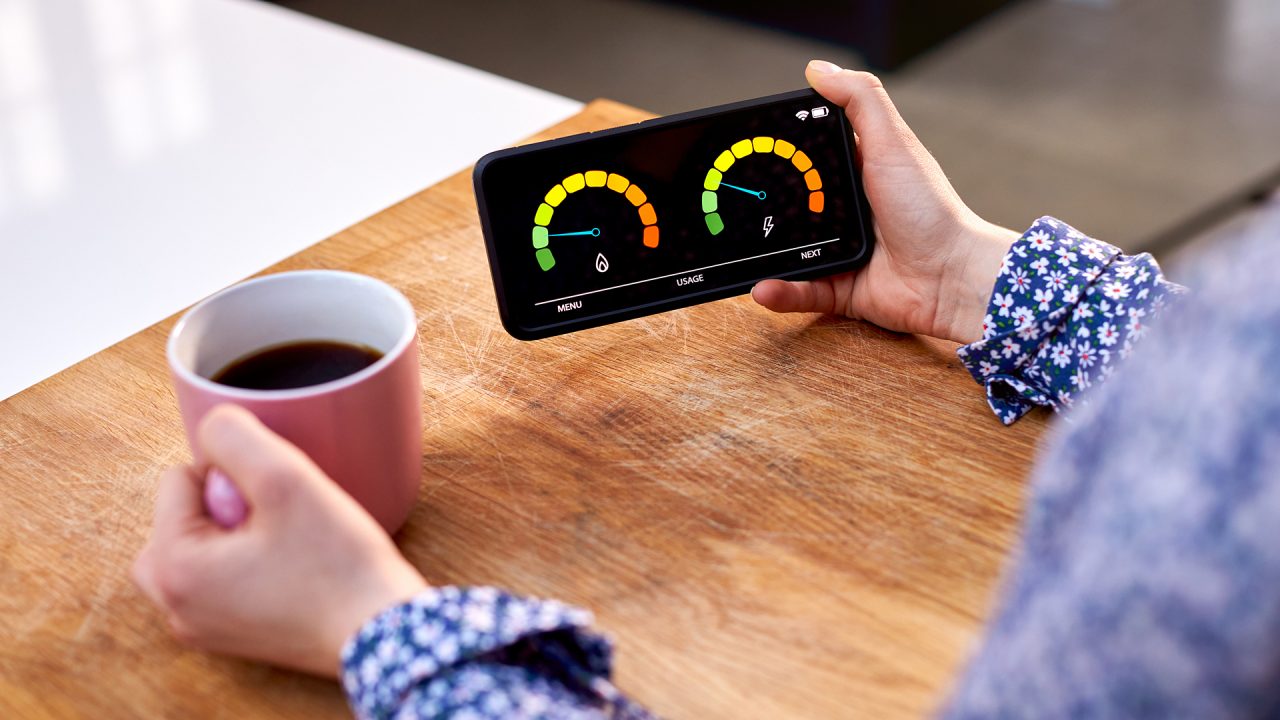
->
[205,468,248,529]
[808,60,841,75]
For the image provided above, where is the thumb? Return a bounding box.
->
[752,274,854,316]
[805,61,920,160]
[196,404,324,513]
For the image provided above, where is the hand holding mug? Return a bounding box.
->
[132,405,427,676]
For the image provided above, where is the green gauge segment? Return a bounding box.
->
[531,171,659,271]
[702,136,824,236]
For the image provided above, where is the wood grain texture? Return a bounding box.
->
[0,100,1048,719]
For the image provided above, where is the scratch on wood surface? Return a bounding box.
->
[451,477,536,523]
[442,311,476,374]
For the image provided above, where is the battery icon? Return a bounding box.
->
[812,106,829,118]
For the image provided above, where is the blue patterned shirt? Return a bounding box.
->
[342,213,1280,718]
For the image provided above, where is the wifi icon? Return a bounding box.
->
[795,110,810,121]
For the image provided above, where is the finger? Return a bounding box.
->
[196,404,319,510]
[752,278,840,315]
[805,61,917,154]
[131,549,162,607]
[152,465,210,540]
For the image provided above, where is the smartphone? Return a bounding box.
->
[473,88,875,340]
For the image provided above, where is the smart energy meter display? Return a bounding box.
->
[474,89,874,340]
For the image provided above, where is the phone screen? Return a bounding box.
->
[475,89,873,339]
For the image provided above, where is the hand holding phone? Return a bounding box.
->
[751,64,1020,345]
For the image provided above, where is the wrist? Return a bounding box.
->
[320,555,428,677]
[938,217,1018,344]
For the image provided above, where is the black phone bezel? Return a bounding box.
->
[473,88,875,341]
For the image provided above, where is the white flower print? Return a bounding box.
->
[979,360,997,377]
[1055,246,1078,266]
[1050,342,1072,367]
[377,638,398,662]
[1046,270,1068,290]
[433,635,459,664]
[1082,266,1103,283]
[1017,322,1040,342]
[1102,280,1130,300]
[1012,305,1035,328]
[1072,301,1094,322]
[1063,285,1081,304]
[1010,267,1031,293]
[1114,263,1137,279]
[482,692,512,715]
[1001,337,1021,359]
[1070,367,1091,390]
[1030,256,1050,275]
[1034,287,1054,311]
[1097,321,1119,346]
[993,292,1014,317]
[360,655,380,685]
[407,656,436,679]
[1080,242,1107,261]
[1127,308,1148,340]
[1027,229,1052,251]
[463,603,497,633]
[982,313,995,340]
[1076,341,1097,368]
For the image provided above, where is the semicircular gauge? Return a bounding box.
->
[531,171,659,271]
[701,137,824,236]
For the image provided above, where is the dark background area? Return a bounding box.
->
[268,0,1280,258]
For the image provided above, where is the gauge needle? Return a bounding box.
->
[548,228,601,237]
[720,182,767,200]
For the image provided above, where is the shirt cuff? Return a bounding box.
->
[957,216,1148,424]
[339,586,615,720]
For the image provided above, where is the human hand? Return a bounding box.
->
[131,404,427,677]
[752,60,1018,344]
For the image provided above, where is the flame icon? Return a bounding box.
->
[595,253,609,273]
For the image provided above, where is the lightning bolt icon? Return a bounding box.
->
[763,216,774,237]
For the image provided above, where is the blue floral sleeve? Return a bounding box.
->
[957,216,1184,424]
[340,586,656,720]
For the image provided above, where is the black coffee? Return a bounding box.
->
[211,340,384,390]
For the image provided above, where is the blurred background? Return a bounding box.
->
[270,0,1280,257]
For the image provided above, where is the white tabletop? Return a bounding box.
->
[0,0,580,401]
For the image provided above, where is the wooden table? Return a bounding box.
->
[0,101,1047,719]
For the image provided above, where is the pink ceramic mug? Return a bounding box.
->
[167,270,422,533]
